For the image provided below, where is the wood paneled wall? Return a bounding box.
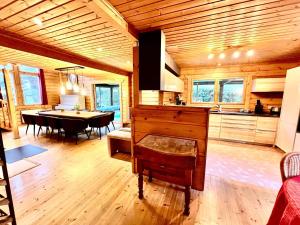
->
[140,90,175,105]
[181,62,300,112]
[131,105,210,191]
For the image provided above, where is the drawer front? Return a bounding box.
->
[221,123,256,130]
[220,127,256,142]
[255,130,276,145]
[208,126,220,138]
[221,115,257,122]
[256,117,278,131]
[209,114,222,126]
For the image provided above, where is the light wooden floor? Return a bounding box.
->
[2,126,284,225]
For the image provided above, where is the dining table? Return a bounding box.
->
[37,110,108,120]
[267,176,300,225]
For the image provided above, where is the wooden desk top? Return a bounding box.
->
[22,110,107,119]
[136,135,197,157]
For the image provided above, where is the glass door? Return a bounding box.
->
[95,84,120,122]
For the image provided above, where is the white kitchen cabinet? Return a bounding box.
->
[208,114,279,145]
[276,67,300,152]
[252,78,285,92]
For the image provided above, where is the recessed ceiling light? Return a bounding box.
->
[219,53,226,59]
[246,49,255,57]
[217,63,222,66]
[208,53,214,60]
[126,60,131,64]
[232,51,240,59]
[96,47,103,52]
[33,18,43,26]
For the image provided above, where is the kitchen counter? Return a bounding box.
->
[210,111,280,117]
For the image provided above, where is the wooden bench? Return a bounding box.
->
[107,128,131,156]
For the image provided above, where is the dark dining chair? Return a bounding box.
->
[107,111,115,130]
[61,119,90,144]
[89,114,111,139]
[36,115,49,137]
[46,116,62,139]
[22,114,37,136]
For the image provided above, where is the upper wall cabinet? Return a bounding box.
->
[251,78,285,92]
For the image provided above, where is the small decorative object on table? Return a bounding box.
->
[74,104,80,114]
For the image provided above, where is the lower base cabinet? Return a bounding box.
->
[209,114,279,145]
[220,127,256,143]
[208,126,220,139]
[255,130,276,145]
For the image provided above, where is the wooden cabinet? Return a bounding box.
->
[208,114,221,138]
[251,78,285,92]
[256,117,278,131]
[208,114,279,145]
[255,130,276,145]
[220,127,256,142]
[220,115,257,142]
[255,117,278,145]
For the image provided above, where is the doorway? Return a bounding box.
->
[95,84,120,122]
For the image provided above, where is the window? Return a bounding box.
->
[192,80,215,102]
[95,84,120,121]
[0,64,17,104]
[19,65,42,105]
[218,79,244,103]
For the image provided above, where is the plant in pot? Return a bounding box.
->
[74,104,80,114]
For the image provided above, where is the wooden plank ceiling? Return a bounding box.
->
[108,0,300,67]
[0,0,135,73]
[0,45,125,80]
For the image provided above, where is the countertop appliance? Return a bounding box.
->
[276,67,300,152]
[270,107,281,115]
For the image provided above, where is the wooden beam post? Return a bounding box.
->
[86,0,138,41]
[12,64,24,106]
[133,46,141,107]
[3,69,20,139]
[159,91,164,105]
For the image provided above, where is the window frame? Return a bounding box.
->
[190,77,246,105]
[217,78,245,105]
[191,79,216,104]
[19,70,42,105]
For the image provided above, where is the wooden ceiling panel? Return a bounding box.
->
[0,46,126,79]
[0,0,135,73]
[109,0,300,67]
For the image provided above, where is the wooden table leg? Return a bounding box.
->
[138,172,143,199]
[184,186,190,216]
[138,160,144,199]
[148,170,152,182]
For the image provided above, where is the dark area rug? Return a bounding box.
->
[5,144,47,164]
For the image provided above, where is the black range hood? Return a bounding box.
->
[139,30,182,92]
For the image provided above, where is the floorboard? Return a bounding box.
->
[1,126,283,225]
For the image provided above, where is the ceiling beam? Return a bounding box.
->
[0,30,130,76]
[86,0,139,41]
